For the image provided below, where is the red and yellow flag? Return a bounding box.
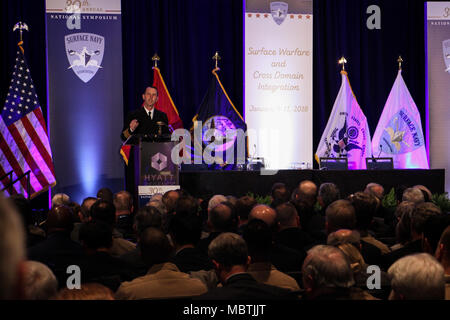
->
[153,67,183,130]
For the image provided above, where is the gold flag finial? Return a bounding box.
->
[338,56,347,71]
[13,22,29,43]
[152,53,160,68]
[397,56,403,71]
[212,51,221,69]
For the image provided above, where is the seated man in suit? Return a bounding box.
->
[197,232,298,300]
[121,86,170,144]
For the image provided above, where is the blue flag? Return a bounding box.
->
[191,68,247,166]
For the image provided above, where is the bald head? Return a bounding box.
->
[327,229,361,247]
[298,180,318,207]
[249,204,277,228]
[364,183,384,200]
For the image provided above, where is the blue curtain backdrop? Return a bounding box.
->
[0,0,427,208]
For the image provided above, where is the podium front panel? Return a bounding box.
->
[139,141,179,185]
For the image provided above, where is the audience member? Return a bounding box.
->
[54,283,114,300]
[435,225,450,299]
[119,206,163,277]
[274,202,311,252]
[97,187,113,204]
[71,196,97,244]
[22,261,58,300]
[402,187,425,204]
[388,253,445,300]
[249,204,305,273]
[348,192,391,254]
[90,199,135,256]
[78,221,135,291]
[198,202,237,254]
[115,228,207,299]
[113,190,135,241]
[392,201,415,250]
[28,205,85,289]
[51,193,71,208]
[270,182,290,208]
[0,194,26,299]
[302,245,375,300]
[327,229,391,299]
[169,213,214,272]
[235,195,256,234]
[414,185,433,202]
[243,219,300,291]
[381,202,442,270]
[198,233,297,300]
[10,194,45,247]
[364,183,384,200]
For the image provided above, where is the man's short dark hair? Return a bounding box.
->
[235,196,256,222]
[79,221,113,250]
[97,187,114,204]
[348,192,377,230]
[326,200,356,233]
[411,202,442,234]
[423,215,450,254]
[134,206,162,235]
[242,219,272,261]
[208,233,248,269]
[209,202,237,232]
[175,195,199,217]
[275,202,298,227]
[140,228,173,266]
[169,214,202,246]
[318,183,341,209]
[271,183,290,208]
[90,199,116,226]
[81,197,97,219]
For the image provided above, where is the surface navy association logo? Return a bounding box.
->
[380,109,424,155]
[443,39,450,73]
[65,33,104,83]
[270,2,288,25]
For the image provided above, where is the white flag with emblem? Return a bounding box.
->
[372,71,429,169]
[315,71,372,169]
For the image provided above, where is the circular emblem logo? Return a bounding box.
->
[347,126,359,140]
[202,116,237,152]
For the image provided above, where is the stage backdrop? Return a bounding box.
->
[245,0,313,169]
[426,2,450,193]
[46,0,124,203]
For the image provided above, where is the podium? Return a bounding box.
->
[125,139,180,208]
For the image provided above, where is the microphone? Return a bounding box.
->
[377,144,383,158]
[251,144,257,159]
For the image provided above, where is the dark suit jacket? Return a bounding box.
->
[197,273,298,300]
[121,107,169,143]
[274,227,312,253]
[171,247,214,273]
[27,232,86,288]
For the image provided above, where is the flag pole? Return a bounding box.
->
[397,56,403,71]
[152,53,160,68]
[13,22,29,53]
[338,56,347,72]
[212,51,221,71]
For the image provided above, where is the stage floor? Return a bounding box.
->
[179,169,446,198]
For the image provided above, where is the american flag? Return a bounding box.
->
[0,47,56,198]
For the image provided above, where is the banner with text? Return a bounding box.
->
[426,2,450,192]
[46,0,124,202]
[245,0,313,169]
